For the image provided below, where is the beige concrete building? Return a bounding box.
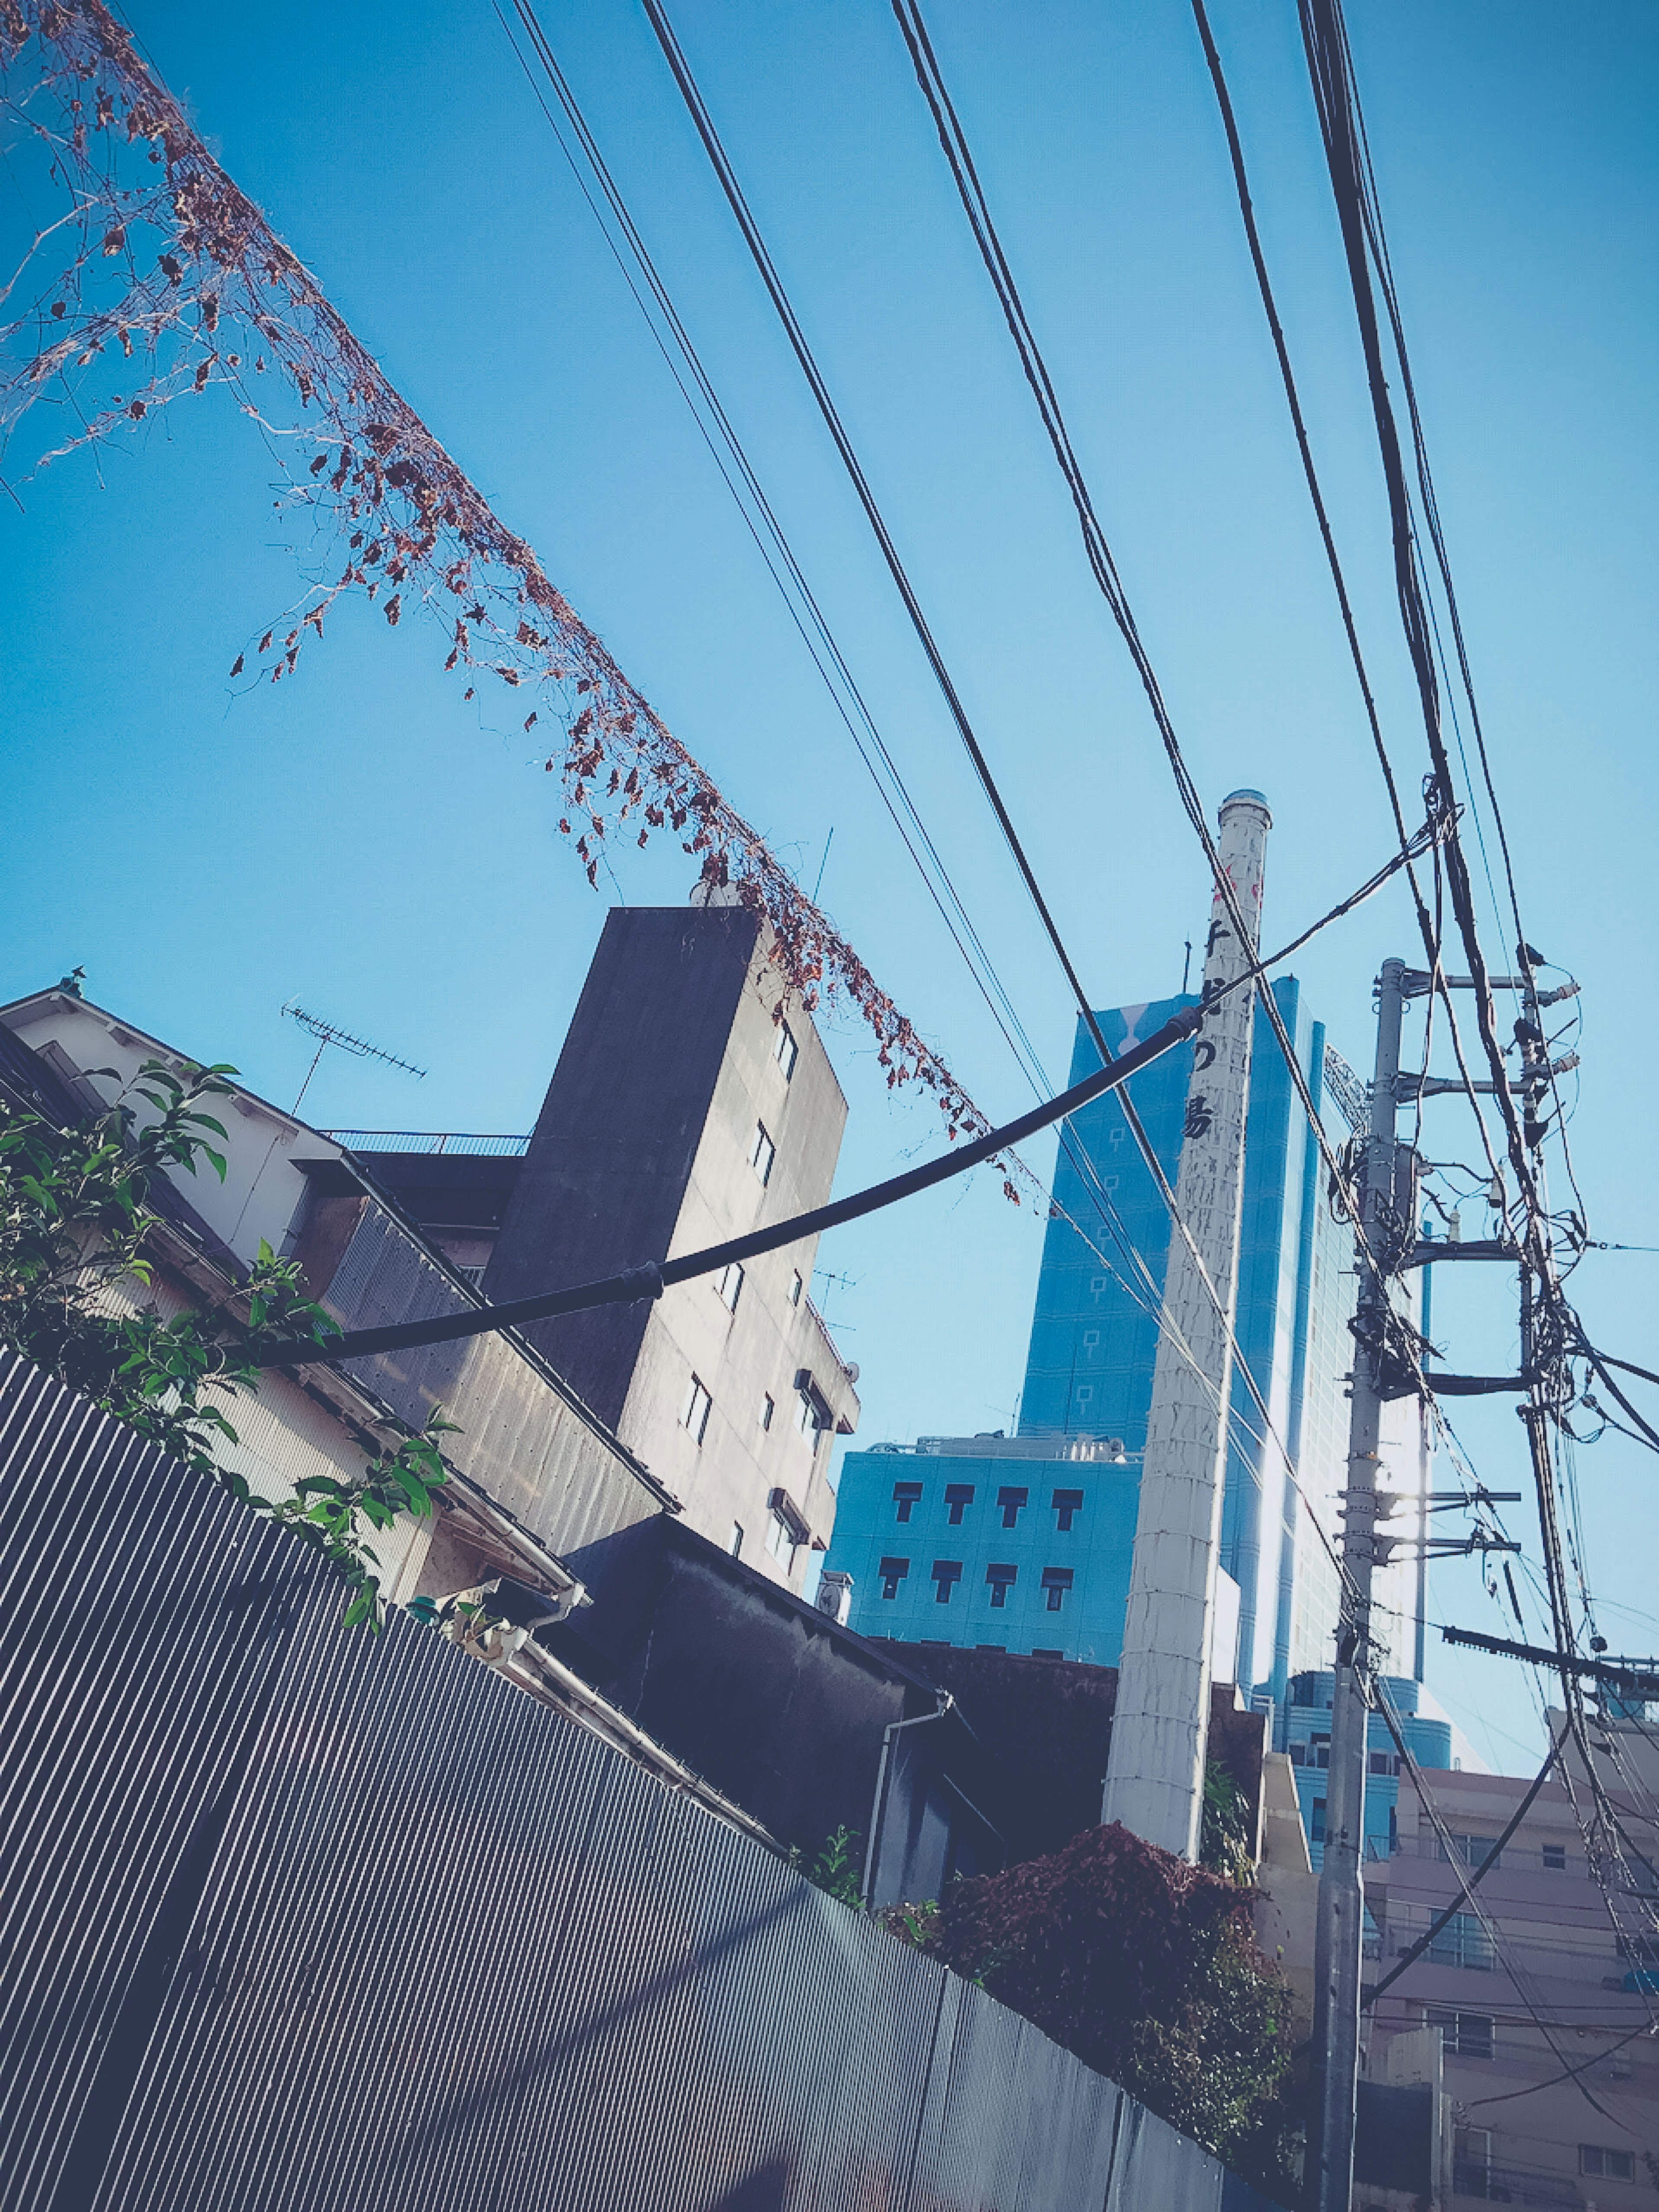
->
[1360,1721,1659,2209]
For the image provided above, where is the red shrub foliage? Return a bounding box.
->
[892,1822,1300,2193]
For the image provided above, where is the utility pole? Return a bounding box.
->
[1310,954,1406,2212]
[1103,788,1270,1860]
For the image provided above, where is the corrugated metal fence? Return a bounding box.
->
[0,1354,1280,2212]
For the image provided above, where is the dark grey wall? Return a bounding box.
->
[880,1642,1268,1869]
[548,1516,989,1869]
[485,905,761,1428]
[0,1352,1286,2212]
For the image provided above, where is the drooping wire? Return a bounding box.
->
[632,0,1399,1613]
[492,0,1351,1582]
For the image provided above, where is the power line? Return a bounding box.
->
[256,1002,1198,1365]
[632,0,1407,1614]
[491,0,1354,1562]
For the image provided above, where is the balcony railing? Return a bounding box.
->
[1453,2160,1579,2206]
[325,1130,531,1158]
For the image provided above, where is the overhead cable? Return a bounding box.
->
[254,1002,1200,1366]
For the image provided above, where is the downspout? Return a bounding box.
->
[862,1690,954,1905]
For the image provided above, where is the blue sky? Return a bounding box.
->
[4,0,1656,1770]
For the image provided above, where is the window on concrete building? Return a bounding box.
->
[760,1392,775,1432]
[944,1483,974,1526]
[931,1560,963,1604]
[1542,1843,1567,1871]
[1031,1648,1063,1661]
[1427,1912,1494,1972]
[986,1565,1017,1608]
[795,1389,819,1445]
[1581,2146,1636,2181]
[1041,1567,1073,1614]
[1053,1488,1084,1532]
[729,1523,744,1559]
[1429,2009,1494,2060]
[1439,1833,1501,1872]
[878,1557,909,1600]
[1453,2131,1493,2197]
[1308,1732,1331,1769]
[1311,1800,1326,1846]
[713,1260,745,1312]
[789,1269,804,1306]
[1368,1750,1401,1777]
[750,1122,775,1185]
[998,1486,1028,1528]
[773,1021,798,1081]
[680,1375,712,1445]
[766,1512,795,1567]
[893,1480,922,1522]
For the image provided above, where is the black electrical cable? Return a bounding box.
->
[885,0,1455,1460]
[636,0,1103,1047]
[1462,2018,1656,2113]
[1189,0,1509,1196]
[252,1002,1201,1366]
[253,822,1427,1374]
[1372,1684,1621,2121]
[1588,1348,1659,1395]
[489,1,1414,1608]
[493,0,1252,1455]
[632,0,1415,1568]
[1297,0,1554,1239]
[1364,1719,1567,2010]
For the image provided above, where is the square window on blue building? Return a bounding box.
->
[1041,1567,1073,1614]
[1053,1489,1084,1531]
[944,1484,974,1526]
[878,1557,909,1600]
[987,1565,1017,1609]
[997,1486,1028,1528]
[932,1560,963,1604]
[893,1482,922,1523]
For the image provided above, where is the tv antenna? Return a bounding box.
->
[282,1001,427,1114]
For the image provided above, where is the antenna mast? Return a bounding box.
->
[282,1002,427,1114]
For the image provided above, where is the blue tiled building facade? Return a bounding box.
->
[1283,1671,1473,1866]
[1017,981,1366,1708]
[830,981,1421,1715]
[826,1437,1147,1665]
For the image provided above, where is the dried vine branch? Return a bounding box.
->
[0,0,1017,1178]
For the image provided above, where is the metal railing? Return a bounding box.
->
[324,1130,531,1157]
[1452,2160,1579,2206]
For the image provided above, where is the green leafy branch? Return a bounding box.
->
[0,1060,453,1626]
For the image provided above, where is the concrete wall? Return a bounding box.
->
[538,1514,1001,1891]
[0,1352,1290,2212]
[1364,1751,1659,2207]
[485,906,858,1588]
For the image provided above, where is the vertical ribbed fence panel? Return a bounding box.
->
[0,1354,1279,2212]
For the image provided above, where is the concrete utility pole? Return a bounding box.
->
[1102,788,1270,1860]
[1309,953,1407,2212]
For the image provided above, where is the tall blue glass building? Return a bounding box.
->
[830,982,1423,1722]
